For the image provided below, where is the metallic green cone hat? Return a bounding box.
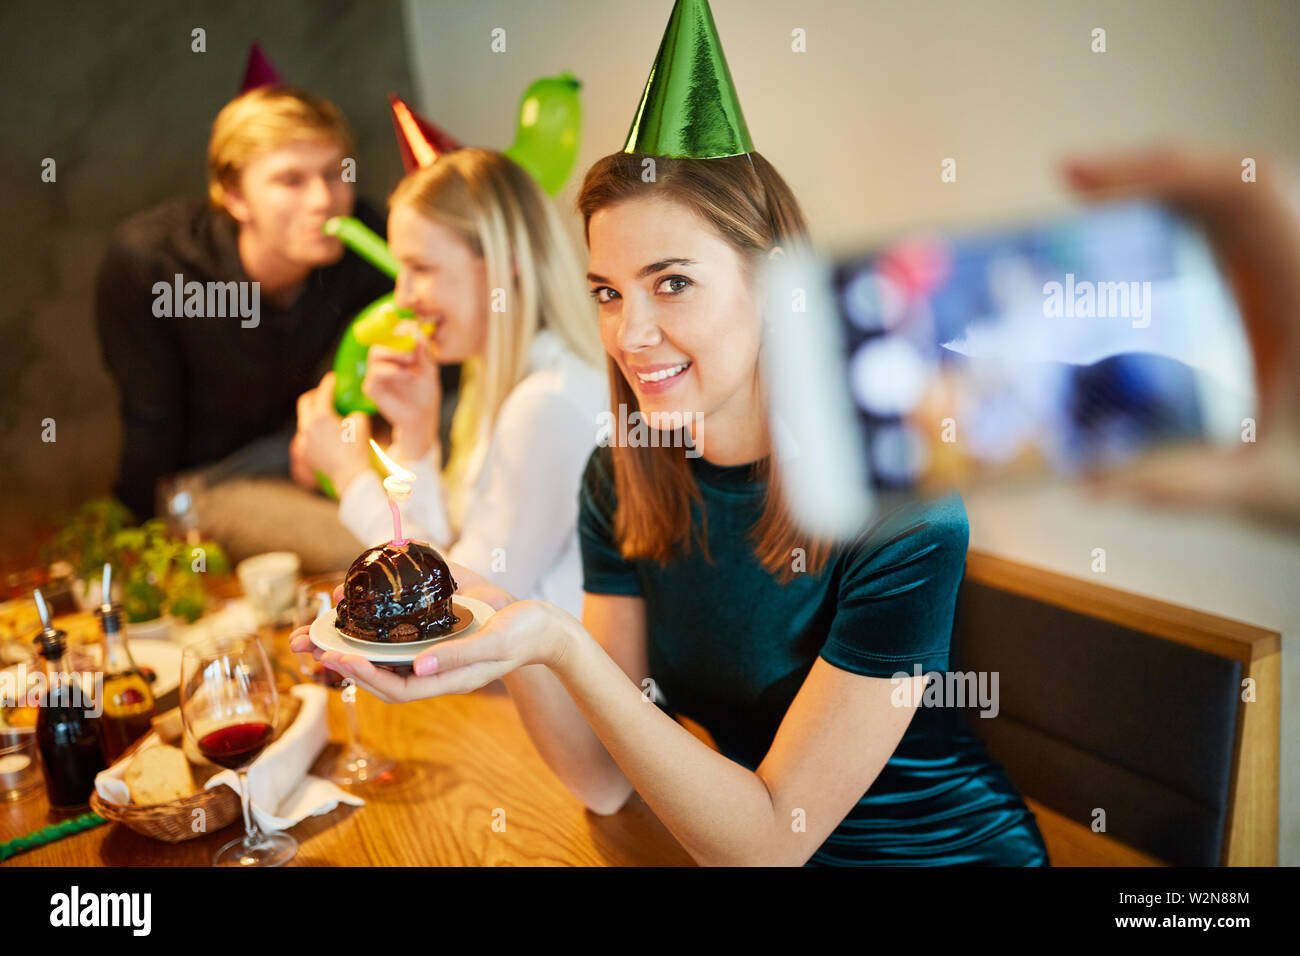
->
[623,0,754,159]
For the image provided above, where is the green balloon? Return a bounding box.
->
[314,470,338,500]
[504,72,582,196]
[332,293,398,416]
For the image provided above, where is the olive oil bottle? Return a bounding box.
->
[95,565,156,764]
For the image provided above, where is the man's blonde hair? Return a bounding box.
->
[207,86,352,208]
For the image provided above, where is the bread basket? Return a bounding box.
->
[89,700,300,843]
[89,733,242,843]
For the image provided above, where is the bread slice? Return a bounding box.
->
[125,744,198,805]
[150,706,184,745]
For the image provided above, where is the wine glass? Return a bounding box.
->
[295,575,396,786]
[236,552,301,686]
[180,633,297,867]
[157,472,206,545]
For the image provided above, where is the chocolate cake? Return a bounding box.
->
[335,541,459,643]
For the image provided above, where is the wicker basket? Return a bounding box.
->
[89,737,242,843]
[89,703,300,843]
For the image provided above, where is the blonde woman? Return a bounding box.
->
[293,148,607,615]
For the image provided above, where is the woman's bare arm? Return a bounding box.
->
[538,609,927,866]
[498,592,648,814]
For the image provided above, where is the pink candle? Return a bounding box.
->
[388,498,406,547]
[371,439,416,546]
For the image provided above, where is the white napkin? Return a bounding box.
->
[95,684,363,833]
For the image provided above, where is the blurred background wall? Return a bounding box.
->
[0,0,413,560]
[403,0,1300,241]
[1,0,1297,861]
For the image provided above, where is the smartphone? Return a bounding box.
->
[760,199,1256,539]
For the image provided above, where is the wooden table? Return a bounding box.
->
[1,624,695,866]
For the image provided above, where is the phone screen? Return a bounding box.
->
[761,199,1256,537]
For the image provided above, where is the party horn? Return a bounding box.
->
[324,216,399,278]
[324,217,397,418]
[353,302,431,351]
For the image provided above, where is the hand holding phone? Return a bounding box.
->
[1064,148,1300,529]
[762,166,1268,538]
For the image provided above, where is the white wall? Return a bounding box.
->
[402,0,1300,241]
[401,0,1300,863]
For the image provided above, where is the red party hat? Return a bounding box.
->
[240,42,284,93]
[388,93,462,172]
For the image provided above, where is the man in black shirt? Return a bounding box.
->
[94,86,392,520]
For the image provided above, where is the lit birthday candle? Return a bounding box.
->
[370,439,416,546]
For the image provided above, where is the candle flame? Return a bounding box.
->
[369,439,415,481]
[371,439,414,546]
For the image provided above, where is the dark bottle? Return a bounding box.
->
[96,601,156,764]
[34,621,107,808]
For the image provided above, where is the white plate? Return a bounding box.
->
[127,638,183,699]
[0,637,182,708]
[308,597,495,664]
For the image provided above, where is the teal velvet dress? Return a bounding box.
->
[577,446,1049,866]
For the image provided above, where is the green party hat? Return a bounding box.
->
[623,0,754,159]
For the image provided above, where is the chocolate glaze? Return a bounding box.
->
[335,541,459,643]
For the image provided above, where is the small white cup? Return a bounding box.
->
[236,552,302,626]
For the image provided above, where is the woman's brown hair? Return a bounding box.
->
[577,151,832,583]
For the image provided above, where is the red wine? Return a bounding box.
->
[198,722,274,770]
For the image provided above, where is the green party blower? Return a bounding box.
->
[316,216,423,498]
[324,216,399,277]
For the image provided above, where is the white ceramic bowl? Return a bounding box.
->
[236,551,302,626]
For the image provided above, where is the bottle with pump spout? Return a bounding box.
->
[32,589,107,808]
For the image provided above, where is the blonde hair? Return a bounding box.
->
[389,148,604,498]
[207,86,352,208]
[577,151,831,583]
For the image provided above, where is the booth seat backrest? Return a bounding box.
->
[951,575,1242,866]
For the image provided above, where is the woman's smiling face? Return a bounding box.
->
[586,195,762,441]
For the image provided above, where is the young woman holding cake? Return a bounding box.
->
[292,146,607,618]
[294,0,1048,866]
